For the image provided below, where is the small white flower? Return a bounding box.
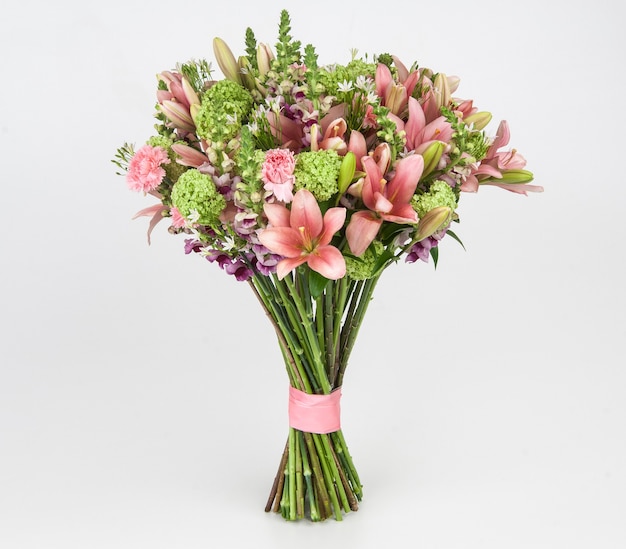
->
[187,209,200,225]
[337,80,354,93]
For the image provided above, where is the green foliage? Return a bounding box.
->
[274,9,302,72]
[177,59,213,94]
[245,27,258,70]
[111,142,135,175]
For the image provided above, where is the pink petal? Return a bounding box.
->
[372,191,393,214]
[276,256,308,279]
[460,175,479,193]
[386,154,423,205]
[361,156,384,211]
[405,97,425,150]
[266,111,303,145]
[492,120,511,151]
[322,118,347,140]
[376,64,392,100]
[132,204,168,245]
[171,143,208,167]
[263,203,291,227]
[290,189,323,238]
[307,246,346,280]
[320,104,347,134]
[257,227,303,258]
[346,210,382,257]
[480,182,544,194]
[318,207,347,246]
[383,203,418,224]
[348,131,367,171]
[392,55,410,82]
[403,70,420,97]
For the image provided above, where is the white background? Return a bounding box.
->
[1,1,625,547]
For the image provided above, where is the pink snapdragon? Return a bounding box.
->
[126,145,170,193]
[262,149,296,203]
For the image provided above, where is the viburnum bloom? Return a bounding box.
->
[258,189,346,280]
[126,145,170,193]
[262,149,296,203]
[346,154,424,256]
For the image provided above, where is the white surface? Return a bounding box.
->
[1,1,624,547]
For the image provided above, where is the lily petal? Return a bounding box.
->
[386,154,423,205]
[318,207,346,246]
[263,203,291,228]
[290,189,323,238]
[257,227,303,258]
[276,256,308,280]
[346,210,382,256]
[307,246,346,280]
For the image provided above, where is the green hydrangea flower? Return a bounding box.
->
[293,150,342,202]
[412,180,458,218]
[345,241,384,280]
[194,80,254,143]
[171,169,226,226]
[147,135,188,183]
[319,59,377,95]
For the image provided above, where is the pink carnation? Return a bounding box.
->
[170,206,187,229]
[262,149,296,203]
[126,145,170,193]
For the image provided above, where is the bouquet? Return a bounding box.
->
[113,10,542,521]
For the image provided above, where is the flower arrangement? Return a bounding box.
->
[113,10,542,522]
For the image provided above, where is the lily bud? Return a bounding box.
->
[257,43,274,76]
[372,143,391,174]
[181,77,200,108]
[309,124,319,152]
[385,84,408,116]
[189,103,201,127]
[414,206,452,242]
[213,37,241,84]
[434,72,450,110]
[238,56,256,91]
[420,141,445,178]
[347,176,365,198]
[464,111,492,131]
[496,169,534,183]
[160,100,195,132]
[338,152,356,195]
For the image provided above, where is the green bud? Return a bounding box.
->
[213,37,241,84]
[337,152,356,195]
[495,169,534,183]
[420,141,445,178]
[414,206,452,242]
[464,111,492,131]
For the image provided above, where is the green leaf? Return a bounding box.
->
[430,246,439,268]
[308,269,329,298]
[446,229,466,250]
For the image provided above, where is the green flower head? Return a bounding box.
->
[293,150,342,202]
[345,241,384,281]
[170,169,226,226]
[412,180,458,218]
[194,80,254,143]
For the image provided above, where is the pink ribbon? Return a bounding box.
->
[288,386,342,434]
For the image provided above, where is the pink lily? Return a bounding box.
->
[346,154,423,256]
[258,189,347,280]
[463,120,543,195]
[375,62,419,116]
[405,97,454,152]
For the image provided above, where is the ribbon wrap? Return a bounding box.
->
[288,386,342,434]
